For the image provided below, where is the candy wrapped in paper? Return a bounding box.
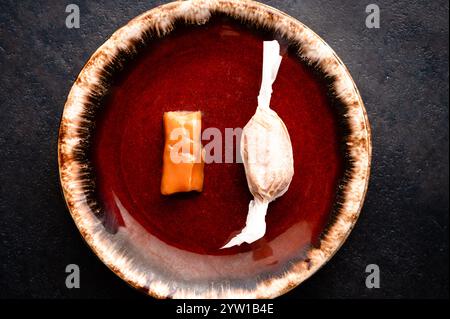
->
[222,40,294,249]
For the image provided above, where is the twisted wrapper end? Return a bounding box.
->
[257,40,283,110]
[221,199,269,248]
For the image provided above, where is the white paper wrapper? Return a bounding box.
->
[222,40,294,249]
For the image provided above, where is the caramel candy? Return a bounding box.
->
[161,111,204,195]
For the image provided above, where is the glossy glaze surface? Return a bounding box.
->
[92,18,343,264]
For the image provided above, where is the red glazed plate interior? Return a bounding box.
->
[92,17,344,267]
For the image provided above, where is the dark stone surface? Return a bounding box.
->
[0,0,448,299]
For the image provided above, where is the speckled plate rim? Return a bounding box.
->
[58,0,372,299]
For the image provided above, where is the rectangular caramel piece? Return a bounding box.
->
[161,111,204,195]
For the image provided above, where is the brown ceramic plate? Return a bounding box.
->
[58,0,371,298]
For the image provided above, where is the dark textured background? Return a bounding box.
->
[0,0,448,299]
